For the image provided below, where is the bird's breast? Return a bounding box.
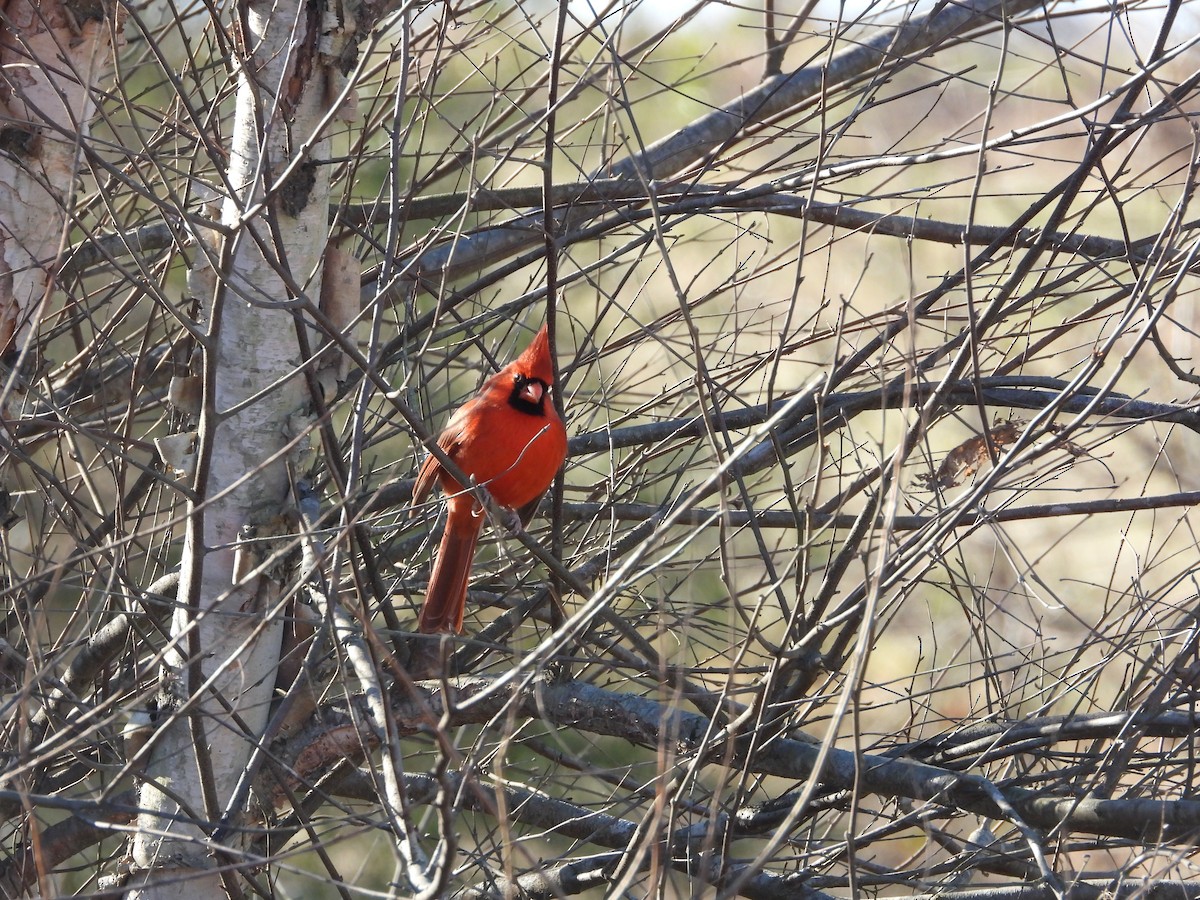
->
[441,400,566,509]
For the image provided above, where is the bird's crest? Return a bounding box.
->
[515,323,556,385]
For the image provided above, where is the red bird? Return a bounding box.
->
[411,324,568,634]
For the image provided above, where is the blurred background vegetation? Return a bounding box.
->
[4,0,1200,897]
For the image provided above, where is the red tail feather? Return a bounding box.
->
[418,498,481,634]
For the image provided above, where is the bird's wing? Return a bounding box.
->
[410,422,465,509]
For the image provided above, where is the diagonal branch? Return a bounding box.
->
[389,0,1044,290]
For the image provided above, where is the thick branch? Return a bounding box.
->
[361,376,1200,517]
[284,680,1200,847]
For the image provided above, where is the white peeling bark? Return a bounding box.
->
[127,1,353,896]
[0,0,120,379]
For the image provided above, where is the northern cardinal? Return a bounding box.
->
[411,324,568,634]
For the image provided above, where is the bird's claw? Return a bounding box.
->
[498,506,524,537]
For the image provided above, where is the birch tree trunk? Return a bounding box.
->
[126,2,352,895]
[0,0,121,367]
